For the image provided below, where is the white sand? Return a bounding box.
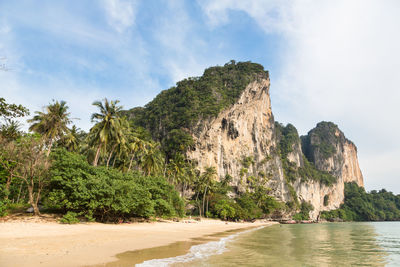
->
[0,219,276,267]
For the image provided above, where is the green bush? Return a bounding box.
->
[292,201,314,221]
[47,149,184,222]
[60,211,80,224]
[213,199,236,220]
[235,194,263,220]
[0,199,8,217]
[321,183,400,221]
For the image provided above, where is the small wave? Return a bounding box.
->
[136,225,266,267]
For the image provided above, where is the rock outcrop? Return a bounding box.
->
[302,121,364,188]
[187,78,364,220]
[186,78,289,201]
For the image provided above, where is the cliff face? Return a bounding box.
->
[187,79,364,220]
[186,78,289,202]
[302,122,364,188]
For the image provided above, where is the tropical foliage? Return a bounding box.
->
[321,182,400,221]
[275,122,337,186]
[28,100,72,157]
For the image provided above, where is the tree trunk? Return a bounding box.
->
[206,196,209,217]
[202,186,208,217]
[16,181,23,203]
[46,138,54,157]
[112,157,116,168]
[181,183,186,198]
[4,175,12,200]
[106,144,117,168]
[27,186,40,216]
[93,143,102,166]
[128,154,135,171]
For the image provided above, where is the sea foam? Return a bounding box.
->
[136,225,265,267]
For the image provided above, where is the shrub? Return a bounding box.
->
[213,199,236,220]
[60,212,80,224]
[292,201,314,220]
[323,195,329,206]
[0,199,8,217]
[48,149,184,221]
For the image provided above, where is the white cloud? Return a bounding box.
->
[151,1,214,83]
[199,0,400,193]
[198,0,294,32]
[102,0,137,33]
[0,11,156,132]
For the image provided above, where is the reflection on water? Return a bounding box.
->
[179,223,390,267]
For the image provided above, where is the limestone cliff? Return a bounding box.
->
[302,121,364,188]
[126,61,365,220]
[186,78,289,202]
[186,80,364,220]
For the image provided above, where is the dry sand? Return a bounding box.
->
[0,218,276,267]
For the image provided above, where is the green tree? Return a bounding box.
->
[28,100,71,157]
[195,166,217,217]
[89,99,123,166]
[0,98,29,120]
[140,142,163,176]
[0,134,50,215]
[58,125,82,152]
[0,119,22,141]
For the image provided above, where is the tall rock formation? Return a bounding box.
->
[186,78,364,220]
[302,121,364,187]
[127,61,364,220]
[186,78,288,200]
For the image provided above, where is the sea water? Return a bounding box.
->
[138,222,400,267]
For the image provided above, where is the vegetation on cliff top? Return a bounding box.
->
[302,121,339,160]
[275,122,337,187]
[126,60,268,157]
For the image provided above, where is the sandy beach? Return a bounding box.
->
[0,218,276,267]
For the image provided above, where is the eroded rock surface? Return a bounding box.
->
[187,79,364,220]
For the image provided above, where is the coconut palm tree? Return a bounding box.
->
[0,119,22,141]
[127,134,147,171]
[89,98,123,166]
[105,116,129,168]
[194,166,217,217]
[58,125,81,152]
[28,100,71,156]
[140,142,163,176]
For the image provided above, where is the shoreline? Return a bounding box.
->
[0,218,277,267]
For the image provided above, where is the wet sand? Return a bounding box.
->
[0,219,276,267]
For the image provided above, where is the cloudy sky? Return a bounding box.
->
[1,0,399,193]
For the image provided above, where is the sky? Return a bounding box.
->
[0,0,399,193]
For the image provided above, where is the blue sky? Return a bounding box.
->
[1,0,399,193]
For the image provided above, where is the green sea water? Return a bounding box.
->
[176,222,400,267]
[123,222,400,266]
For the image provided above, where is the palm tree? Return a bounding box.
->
[196,166,216,217]
[127,134,147,171]
[0,119,22,141]
[105,116,129,168]
[89,98,123,166]
[58,125,81,152]
[140,142,163,176]
[167,153,189,196]
[28,100,71,156]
